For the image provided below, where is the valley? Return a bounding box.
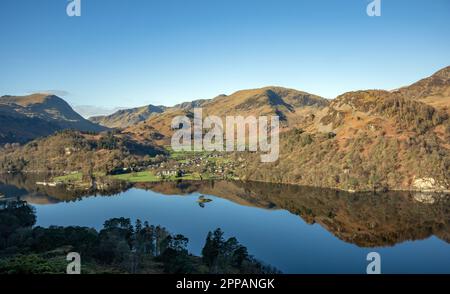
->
[0,67,449,193]
[2,0,449,279]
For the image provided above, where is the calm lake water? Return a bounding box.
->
[1,176,449,273]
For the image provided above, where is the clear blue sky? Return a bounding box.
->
[0,0,449,108]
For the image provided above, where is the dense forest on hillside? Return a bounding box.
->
[235,93,450,192]
[0,130,165,175]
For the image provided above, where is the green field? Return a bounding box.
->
[166,147,214,159]
[111,171,217,183]
[53,170,219,185]
[111,171,161,183]
[53,172,83,182]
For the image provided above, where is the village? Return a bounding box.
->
[42,150,245,189]
[112,150,243,182]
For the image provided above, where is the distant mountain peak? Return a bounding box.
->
[89,104,166,128]
[0,93,107,144]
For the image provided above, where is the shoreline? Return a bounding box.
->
[1,171,449,195]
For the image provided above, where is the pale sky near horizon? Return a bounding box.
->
[1,0,449,110]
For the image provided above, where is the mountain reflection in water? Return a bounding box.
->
[0,174,449,273]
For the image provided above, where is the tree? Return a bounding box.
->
[142,221,155,255]
[232,245,249,268]
[201,231,217,267]
[202,228,225,272]
[201,228,255,273]
[135,219,142,233]
[158,234,193,273]
[154,225,170,256]
[0,200,36,247]
[168,234,189,253]
[102,217,134,248]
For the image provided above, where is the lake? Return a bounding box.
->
[0,175,449,273]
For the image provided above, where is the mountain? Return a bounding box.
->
[124,86,329,145]
[89,104,166,128]
[1,67,449,192]
[172,99,210,110]
[200,86,328,120]
[394,66,450,112]
[0,104,61,144]
[73,105,127,119]
[0,94,107,144]
[89,98,212,129]
[235,68,450,192]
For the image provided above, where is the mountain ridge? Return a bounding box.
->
[89,86,329,130]
[234,67,450,192]
[1,66,449,192]
[122,86,329,145]
[89,104,167,128]
[0,93,107,144]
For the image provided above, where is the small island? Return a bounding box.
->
[197,195,213,204]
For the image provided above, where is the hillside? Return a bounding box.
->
[1,67,449,193]
[0,94,107,144]
[90,104,166,128]
[0,130,165,175]
[124,86,329,145]
[172,98,210,110]
[394,66,450,112]
[200,86,328,120]
[0,104,61,144]
[233,68,450,192]
[89,98,214,129]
